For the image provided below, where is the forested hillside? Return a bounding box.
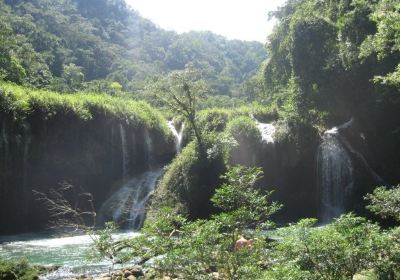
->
[0,0,266,99]
[1,0,400,279]
[258,0,400,182]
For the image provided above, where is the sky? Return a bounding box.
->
[125,0,287,43]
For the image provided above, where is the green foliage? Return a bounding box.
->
[211,166,282,232]
[90,179,400,280]
[0,0,266,96]
[150,134,227,219]
[152,67,208,152]
[0,82,170,136]
[225,116,261,149]
[267,214,400,280]
[198,108,232,132]
[61,63,84,92]
[365,185,400,222]
[196,104,278,134]
[0,259,39,280]
[131,166,281,279]
[262,0,399,129]
[359,0,400,88]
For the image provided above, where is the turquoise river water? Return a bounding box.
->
[0,231,139,279]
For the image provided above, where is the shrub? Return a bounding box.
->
[225,116,261,145]
[198,108,232,132]
[0,259,39,280]
[134,166,281,280]
[149,134,227,219]
[365,185,400,223]
[267,214,400,280]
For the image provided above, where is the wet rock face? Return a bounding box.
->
[0,111,174,234]
[227,120,320,222]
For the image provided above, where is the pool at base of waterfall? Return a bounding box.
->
[0,231,139,280]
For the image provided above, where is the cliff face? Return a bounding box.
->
[0,85,175,234]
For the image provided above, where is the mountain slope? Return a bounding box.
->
[0,0,266,96]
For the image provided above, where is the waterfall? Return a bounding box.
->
[167,120,185,153]
[143,129,153,167]
[119,124,130,180]
[317,120,354,223]
[256,121,276,144]
[22,127,31,189]
[250,115,276,144]
[111,124,115,172]
[98,168,163,230]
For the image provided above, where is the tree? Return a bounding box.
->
[125,165,281,279]
[365,185,400,223]
[62,63,84,92]
[152,67,208,154]
[360,0,400,88]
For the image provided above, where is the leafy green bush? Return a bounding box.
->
[91,178,400,280]
[225,116,261,166]
[131,166,281,279]
[266,214,400,280]
[225,116,261,145]
[198,108,232,132]
[365,185,400,222]
[0,259,39,280]
[149,134,227,219]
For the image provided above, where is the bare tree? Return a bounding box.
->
[34,183,136,270]
[34,182,96,232]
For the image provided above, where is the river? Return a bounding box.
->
[0,231,139,279]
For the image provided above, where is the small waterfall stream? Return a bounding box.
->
[167,120,185,153]
[119,124,130,180]
[99,124,165,230]
[143,129,153,168]
[251,114,276,144]
[98,168,163,230]
[256,121,276,144]
[22,126,31,189]
[317,120,354,223]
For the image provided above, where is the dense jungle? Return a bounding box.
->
[0,0,399,279]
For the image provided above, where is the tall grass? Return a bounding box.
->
[0,82,170,136]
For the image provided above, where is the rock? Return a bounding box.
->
[123,270,132,277]
[76,275,92,280]
[209,272,221,279]
[126,276,136,280]
[113,270,123,277]
[130,266,144,277]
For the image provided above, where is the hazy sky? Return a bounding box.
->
[125,0,287,42]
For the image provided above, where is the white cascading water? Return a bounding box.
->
[119,124,130,180]
[251,114,276,144]
[256,121,276,144]
[167,120,185,153]
[98,168,163,230]
[143,129,153,167]
[317,119,354,223]
[99,126,161,230]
